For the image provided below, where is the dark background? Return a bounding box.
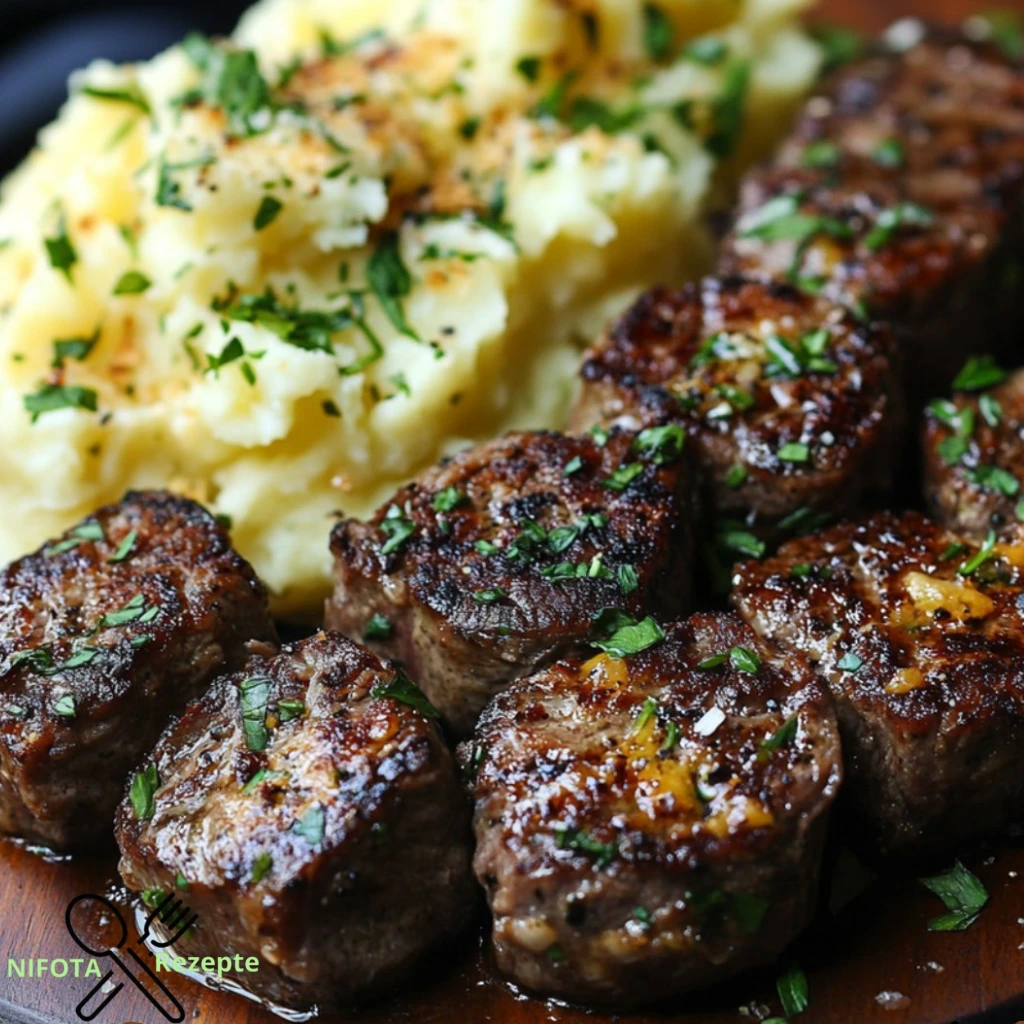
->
[0,0,250,174]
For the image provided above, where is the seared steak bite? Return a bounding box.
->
[0,491,275,851]
[463,613,841,1009]
[923,361,1024,539]
[721,28,1024,396]
[572,277,902,530]
[731,510,1024,857]
[116,631,475,1009]
[326,428,697,736]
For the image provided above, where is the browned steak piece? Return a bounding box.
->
[0,491,275,851]
[462,612,841,1009]
[572,277,902,530]
[923,360,1024,539]
[115,631,475,1010]
[326,428,697,736]
[731,510,1024,857]
[720,27,1024,397]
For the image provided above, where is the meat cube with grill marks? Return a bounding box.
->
[0,491,276,851]
[461,612,841,1009]
[923,362,1024,539]
[572,277,902,532]
[720,27,1024,398]
[732,510,1024,857]
[326,428,697,736]
[116,631,475,1010]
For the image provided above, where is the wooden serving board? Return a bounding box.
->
[3,1,1023,1022]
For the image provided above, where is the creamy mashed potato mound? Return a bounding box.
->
[0,0,818,617]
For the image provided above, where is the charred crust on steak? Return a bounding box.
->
[572,276,902,526]
[0,490,276,850]
[115,631,475,1008]
[731,510,1024,856]
[326,429,697,735]
[461,612,841,1007]
[720,30,1024,395]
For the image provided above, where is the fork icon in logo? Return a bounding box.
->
[65,892,197,1022]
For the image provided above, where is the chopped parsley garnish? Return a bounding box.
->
[604,462,644,492]
[556,827,618,868]
[277,699,305,722]
[590,609,665,659]
[698,652,727,670]
[473,587,508,605]
[52,330,100,368]
[371,671,440,719]
[62,648,98,669]
[777,964,810,1016]
[966,464,1019,497]
[240,676,272,752]
[739,194,851,246]
[366,232,418,341]
[564,455,584,477]
[80,83,151,114]
[459,116,481,140]
[939,542,967,563]
[873,138,905,168]
[433,487,467,513]
[957,530,997,577]
[364,613,393,641]
[53,694,77,718]
[632,697,658,734]
[919,860,989,931]
[295,804,325,846]
[155,153,216,212]
[254,195,283,231]
[642,4,673,61]
[380,504,416,556]
[758,717,798,761]
[811,23,865,72]
[974,10,1024,61]
[633,423,685,464]
[44,217,77,282]
[24,385,98,423]
[980,393,1002,427]
[515,56,541,83]
[778,441,810,464]
[729,646,761,673]
[48,520,104,556]
[322,399,341,417]
[778,507,832,536]
[130,763,159,820]
[182,35,271,138]
[802,140,841,169]
[617,564,639,595]
[98,593,160,629]
[704,60,751,159]
[112,270,151,296]
[250,851,273,884]
[716,523,766,560]
[726,464,748,489]
[952,355,1008,392]
[864,201,934,251]
[837,651,863,673]
[215,287,382,374]
[934,403,975,466]
[140,887,168,909]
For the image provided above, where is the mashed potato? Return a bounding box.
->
[0,0,818,617]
